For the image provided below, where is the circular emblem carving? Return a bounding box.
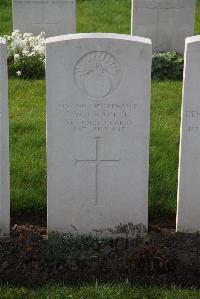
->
[74,51,122,98]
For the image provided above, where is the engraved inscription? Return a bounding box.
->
[145,0,185,9]
[185,111,200,118]
[74,51,122,99]
[188,127,199,132]
[75,137,120,205]
[185,110,200,133]
[59,103,136,134]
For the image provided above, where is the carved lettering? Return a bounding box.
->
[145,0,185,9]
[59,102,137,133]
[185,110,200,118]
[188,127,200,132]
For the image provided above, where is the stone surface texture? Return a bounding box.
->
[46,33,152,237]
[132,0,196,53]
[177,36,200,233]
[13,0,76,37]
[0,38,10,237]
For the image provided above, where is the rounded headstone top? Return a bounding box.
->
[46,33,152,46]
[185,35,200,45]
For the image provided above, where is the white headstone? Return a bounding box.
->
[0,38,10,237]
[13,0,76,37]
[132,0,196,53]
[46,33,152,238]
[177,36,200,233]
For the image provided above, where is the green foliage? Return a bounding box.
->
[1,0,199,217]
[0,0,12,35]
[7,49,184,80]
[8,80,181,219]
[149,81,182,219]
[9,79,46,216]
[46,233,103,263]
[152,52,184,80]
[1,0,200,36]
[0,0,9,6]
[8,55,45,79]
[0,0,199,80]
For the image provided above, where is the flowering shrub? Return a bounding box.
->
[3,30,184,80]
[4,30,45,79]
[152,51,184,80]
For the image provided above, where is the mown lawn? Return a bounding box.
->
[0,0,192,218]
[9,80,46,216]
[1,0,200,36]
[1,0,200,297]
[8,79,182,218]
[1,284,200,299]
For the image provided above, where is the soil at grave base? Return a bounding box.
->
[0,219,200,288]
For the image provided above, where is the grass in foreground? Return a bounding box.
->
[9,79,46,215]
[150,81,182,218]
[9,80,182,218]
[0,284,200,299]
[0,0,190,217]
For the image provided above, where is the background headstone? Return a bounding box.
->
[132,0,196,53]
[177,36,200,233]
[13,0,76,37]
[46,33,152,237]
[0,38,10,237]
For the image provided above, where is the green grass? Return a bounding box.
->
[9,80,46,215]
[0,0,190,218]
[1,0,199,295]
[0,284,200,298]
[0,0,199,217]
[8,80,182,218]
[77,0,131,34]
[1,0,200,36]
[0,0,12,36]
[150,81,182,217]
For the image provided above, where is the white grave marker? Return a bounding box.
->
[46,33,152,237]
[132,0,196,53]
[0,38,10,237]
[13,0,76,37]
[177,36,200,233]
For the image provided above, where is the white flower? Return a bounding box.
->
[12,29,20,38]
[22,49,29,56]
[3,30,46,77]
[14,54,20,62]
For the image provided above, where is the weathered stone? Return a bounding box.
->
[132,0,196,53]
[0,38,10,238]
[177,36,200,233]
[46,33,152,237]
[13,0,76,37]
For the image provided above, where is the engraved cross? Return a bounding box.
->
[75,137,120,205]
